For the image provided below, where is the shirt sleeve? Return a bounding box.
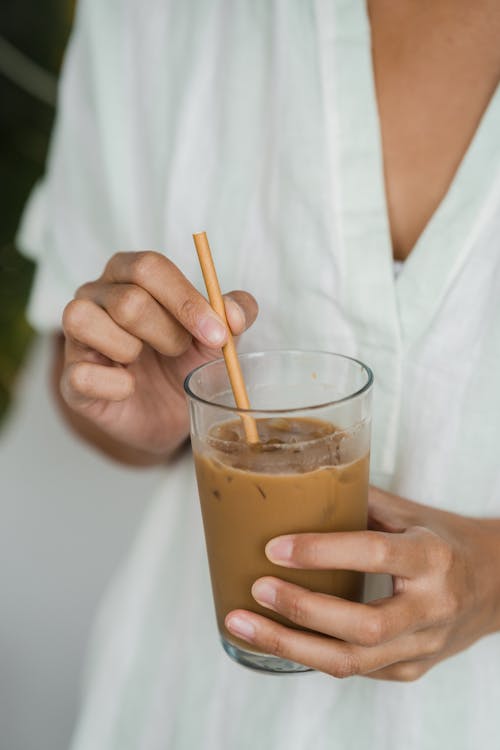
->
[16,0,117,332]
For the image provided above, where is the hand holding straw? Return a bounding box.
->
[193,231,259,444]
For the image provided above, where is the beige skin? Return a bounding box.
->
[58,1,500,680]
[370,0,500,260]
[226,490,500,681]
[57,251,258,465]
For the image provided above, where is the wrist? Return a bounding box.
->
[472,518,500,634]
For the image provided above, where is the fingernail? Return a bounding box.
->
[225,615,256,642]
[198,315,227,346]
[265,536,294,564]
[252,579,277,609]
[224,297,245,330]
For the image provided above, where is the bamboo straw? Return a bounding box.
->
[193,231,259,444]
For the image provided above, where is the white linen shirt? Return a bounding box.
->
[18,1,500,748]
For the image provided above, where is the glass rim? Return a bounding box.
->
[183,349,373,415]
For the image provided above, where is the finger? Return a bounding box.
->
[61,361,134,408]
[251,577,426,646]
[366,658,435,682]
[265,527,431,578]
[224,291,258,336]
[100,251,234,347]
[63,299,143,364]
[224,610,423,679]
[367,626,468,681]
[368,486,427,532]
[76,283,193,357]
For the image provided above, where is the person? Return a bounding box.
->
[17,0,500,747]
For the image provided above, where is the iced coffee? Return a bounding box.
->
[185,350,373,673]
[194,417,369,642]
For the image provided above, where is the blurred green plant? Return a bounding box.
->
[0,0,74,424]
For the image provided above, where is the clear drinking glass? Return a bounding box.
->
[184,350,373,674]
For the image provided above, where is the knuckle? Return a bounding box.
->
[128,251,163,285]
[157,320,192,356]
[390,662,426,682]
[438,590,460,622]
[132,336,144,359]
[285,593,309,628]
[358,612,385,647]
[427,534,454,572]
[104,251,127,277]
[67,362,91,394]
[267,631,287,660]
[112,286,149,328]
[168,329,192,355]
[176,296,201,328]
[121,337,143,364]
[372,535,393,569]
[74,281,95,299]
[329,649,360,679]
[421,630,447,658]
[62,299,92,336]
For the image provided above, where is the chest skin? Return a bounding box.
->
[368,0,500,260]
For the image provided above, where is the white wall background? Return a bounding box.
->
[0,336,163,750]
